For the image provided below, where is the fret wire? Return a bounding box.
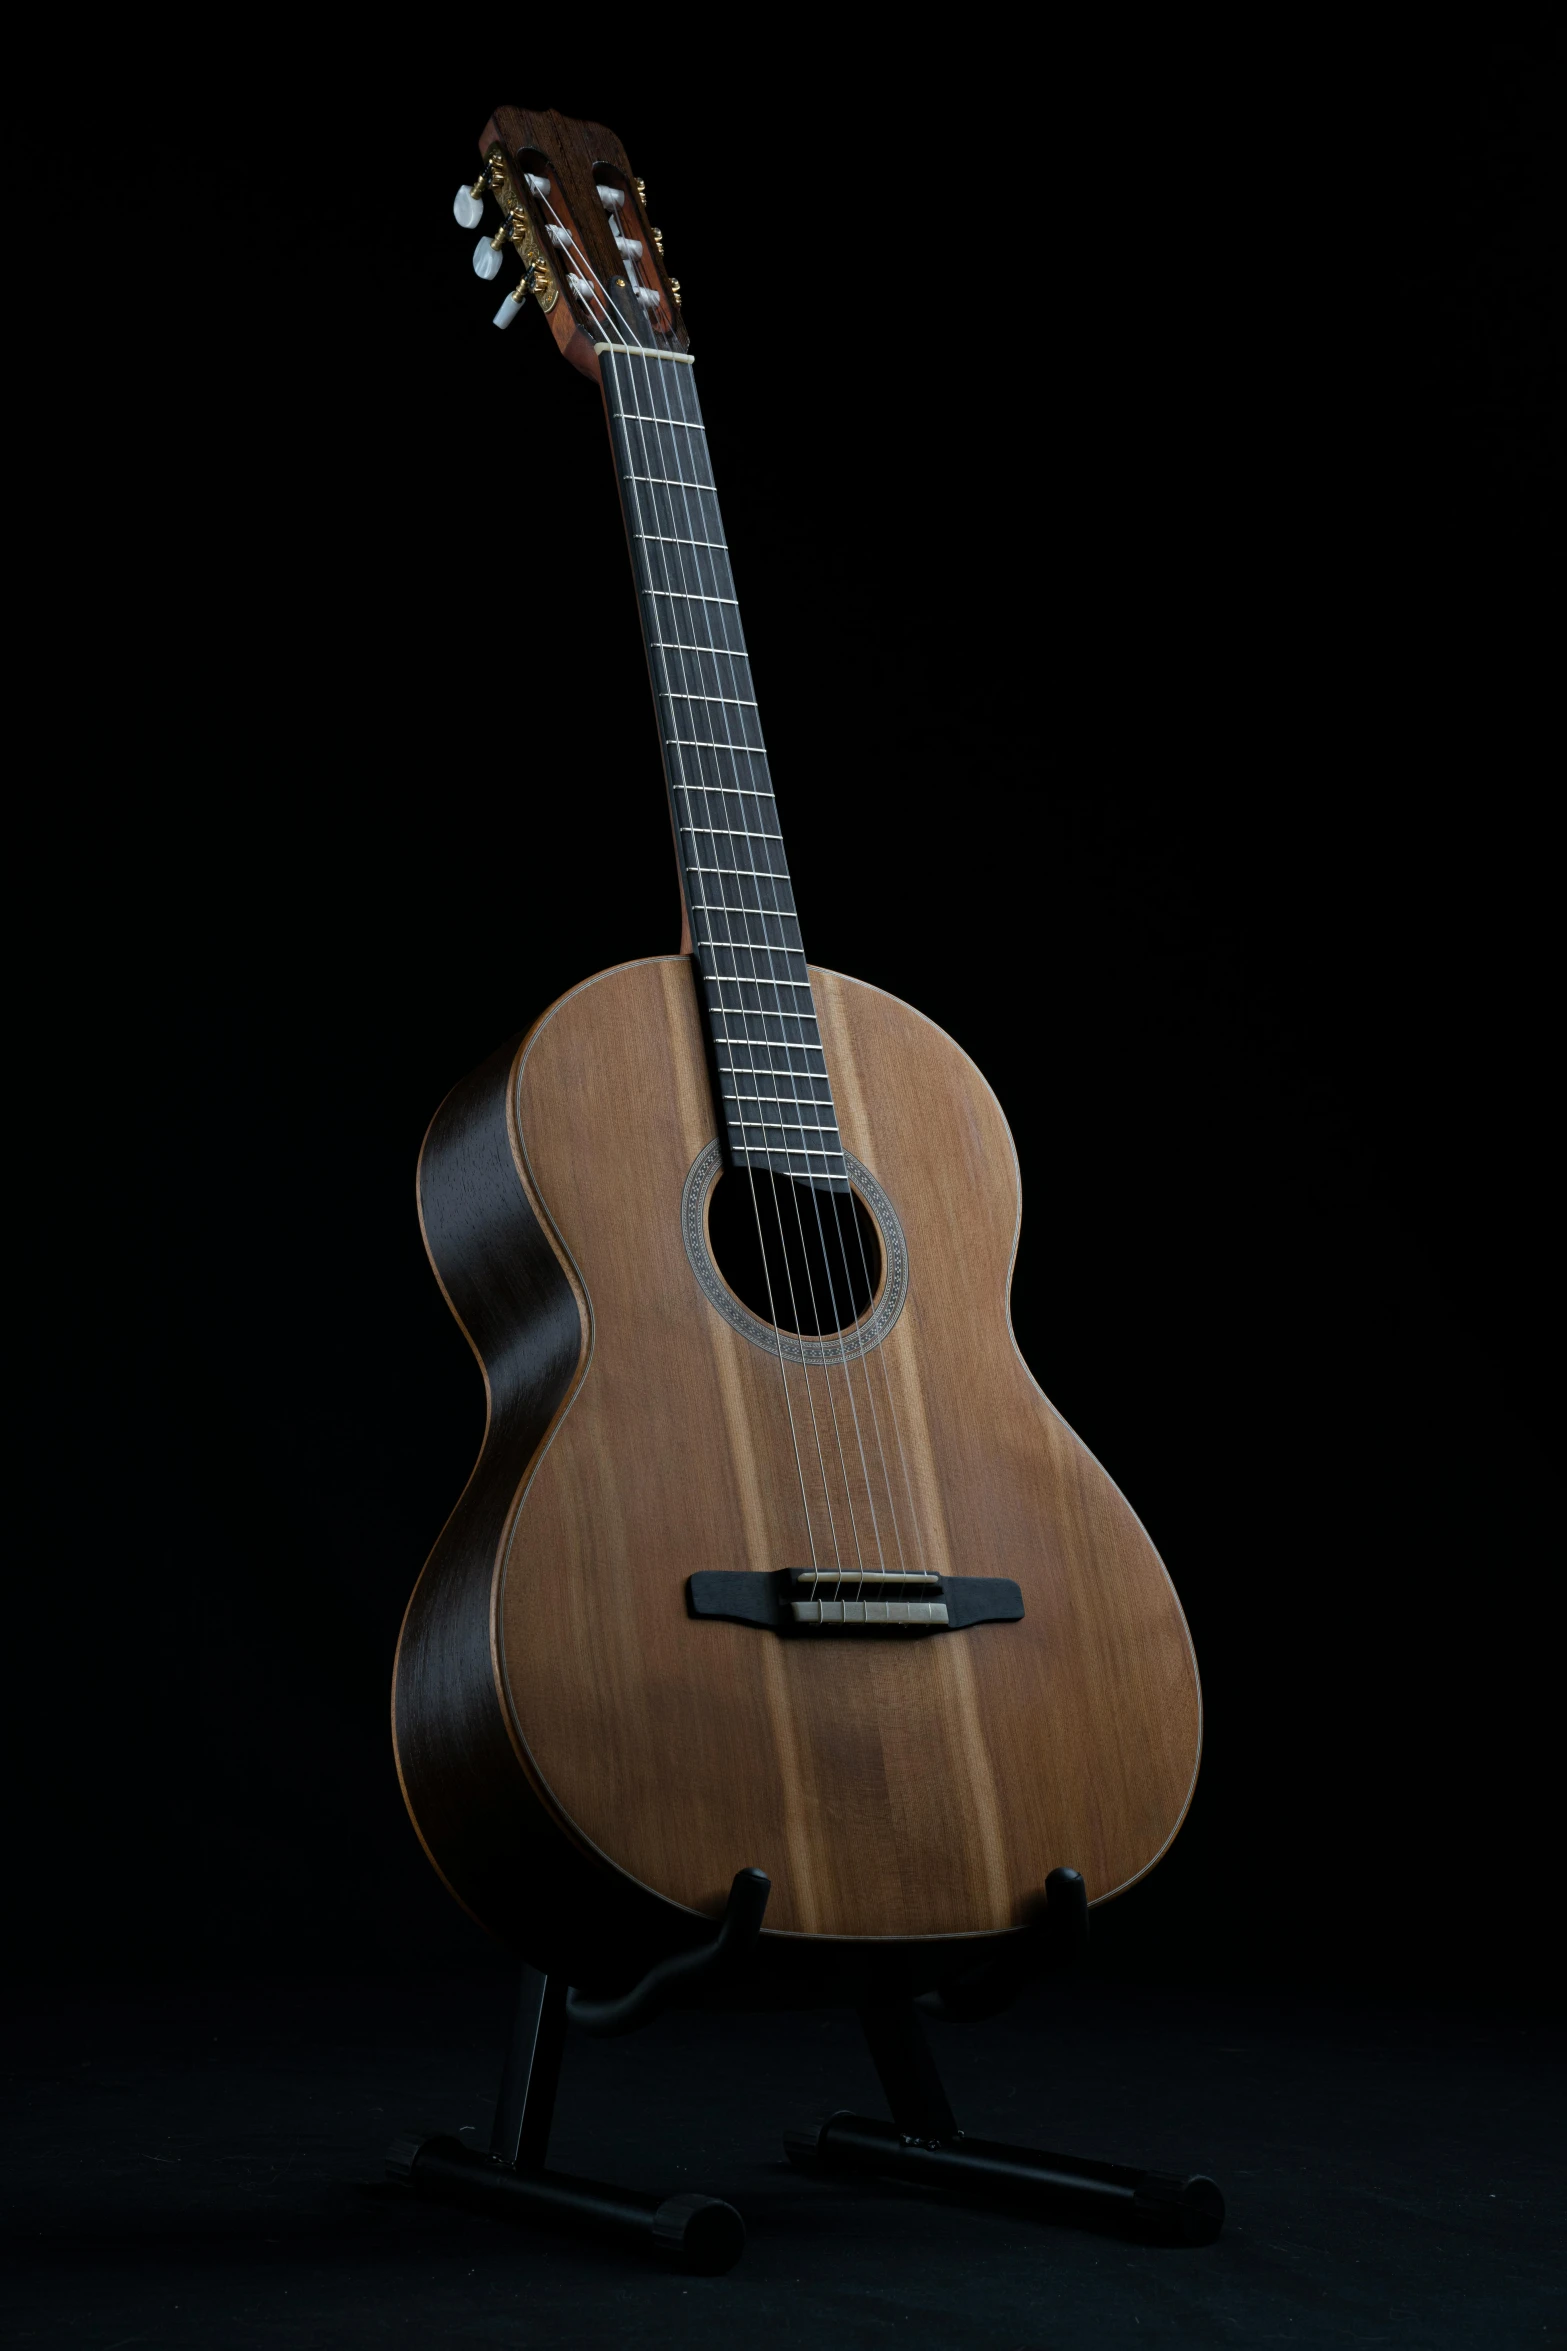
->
[643,591,739,611]
[707,1011,816,1023]
[711,1041,826,1056]
[706,1007,819,1022]
[674,780,774,799]
[613,409,706,429]
[725,1096,841,1118]
[665,739,768,755]
[732,1144,844,1160]
[697,935,801,948]
[695,930,798,945]
[635,530,729,553]
[691,883,796,902]
[695,926,799,940]
[704,970,813,988]
[710,1032,822,1048]
[624,474,719,493]
[681,823,783,840]
[663,691,760,708]
[729,1115,841,1134]
[651,641,749,658]
[723,1081,832,1096]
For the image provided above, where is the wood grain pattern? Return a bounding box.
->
[478,106,687,381]
[470,954,1203,1945]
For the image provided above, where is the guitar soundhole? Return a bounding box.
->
[706,1171,883,1337]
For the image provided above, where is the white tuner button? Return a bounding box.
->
[472,237,503,282]
[493,286,527,330]
[453,183,485,229]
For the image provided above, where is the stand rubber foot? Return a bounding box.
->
[388,2133,746,2273]
[785,2112,1224,2247]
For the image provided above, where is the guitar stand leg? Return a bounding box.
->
[786,1998,1225,2247]
[387,1963,746,2275]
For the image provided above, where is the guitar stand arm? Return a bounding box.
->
[566,1867,771,2036]
[919,1864,1088,2020]
[386,1870,770,2275]
[787,1871,1224,2247]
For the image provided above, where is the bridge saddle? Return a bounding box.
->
[788,1567,948,1628]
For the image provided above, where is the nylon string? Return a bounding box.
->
[539,192,927,1592]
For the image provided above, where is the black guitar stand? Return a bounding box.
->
[387,1864,1224,2274]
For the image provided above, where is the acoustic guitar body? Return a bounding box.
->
[394,953,1201,1999]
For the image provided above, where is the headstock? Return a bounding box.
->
[452,106,687,377]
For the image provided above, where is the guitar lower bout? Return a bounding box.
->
[394,955,1201,1981]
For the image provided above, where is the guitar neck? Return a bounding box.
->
[599,343,849,1193]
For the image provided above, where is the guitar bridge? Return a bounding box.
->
[686,1568,1024,1635]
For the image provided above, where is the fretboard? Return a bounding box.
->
[600,342,848,1191]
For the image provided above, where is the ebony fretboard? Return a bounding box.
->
[599,342,848,1192]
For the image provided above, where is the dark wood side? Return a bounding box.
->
[393,1033,612,1971]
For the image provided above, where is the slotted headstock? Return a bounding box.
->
[458,106,687,373]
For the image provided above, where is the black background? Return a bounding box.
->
[13,30,1560,2011]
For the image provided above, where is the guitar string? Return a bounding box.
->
[533,191,914,1598]
[562,225,909,1602]
[608,335,849,1577]
[623,314,911,1596]
[603,302,850,1573]
[591,238,919,1595]
[557,196,865,1584]
[620,316,880,1585]
[624,289,907,1592]
[610,229,912,1599]
[620,317,878,1579]
[536,231,826,1568]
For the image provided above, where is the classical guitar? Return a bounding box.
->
[395,106,1201,2001]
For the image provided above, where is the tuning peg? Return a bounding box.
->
[492,258,549,330]
[453,175,486,230]
[493,280,528,331]
[472,235,503,283]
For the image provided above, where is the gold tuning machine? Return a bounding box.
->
[470,148,559,322]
